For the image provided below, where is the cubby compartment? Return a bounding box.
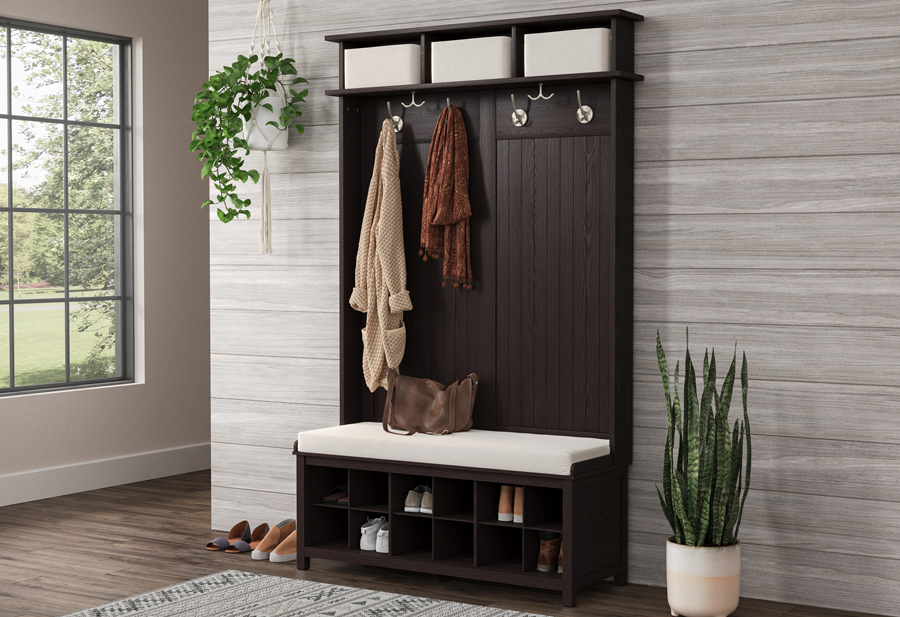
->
[523,528,562,576]
[308,465,348,508]
[434,519,474,564]
[348,509,389,551]
[391,514,432,560]
[349,469,388,512]
[391,473,433,516]
[306,503,348,549]
[476,523,522,570]
[432,477,474,521]
[524,486,563,530]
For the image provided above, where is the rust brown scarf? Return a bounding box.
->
[420,105,473,290]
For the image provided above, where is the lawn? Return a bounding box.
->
[0,302,116,387]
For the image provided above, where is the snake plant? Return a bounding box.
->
[656,329,751,547]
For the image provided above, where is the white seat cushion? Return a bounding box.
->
[296,422,610,476]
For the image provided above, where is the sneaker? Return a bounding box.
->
[360,516,387,551]
[376,523,390,553]
[404,485,430,513]
[420,488,434,514]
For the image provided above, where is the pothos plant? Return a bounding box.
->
[190,53,308,223]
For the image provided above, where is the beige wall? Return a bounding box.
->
[208,0,900,615]
[0,1,210,480]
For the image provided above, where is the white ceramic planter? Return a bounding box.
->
[243,88,288,151]
[667,539,741,617]
[524,27,611,77]
[431,36,511,83]
[344,44,421,89]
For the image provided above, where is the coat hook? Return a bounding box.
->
[510,93,527,127]
[387,101,404,132]
[401,91,425,108]
[446,98,451,109]
[576,90,593,124]
[528,82,555,101]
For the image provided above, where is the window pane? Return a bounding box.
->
[0,28,7,115]
[70,300,118,380]
[67,38,118,124]
[14,301,65,386]
[11,29,63,120]
[0,306,8,388]
[13,120,64,209]
[0,120,7,208]
[68,125,117,210]
[0,212,8,292]
[13,212,64,299]
[69,213,117,297]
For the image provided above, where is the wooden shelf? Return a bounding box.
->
[313,501,348,509]
[394,510,433,518]
[325,71,642,98]
[528,519,563,533]
[478,518,524,529]
[435,510,474,522]
[351,501,389,513]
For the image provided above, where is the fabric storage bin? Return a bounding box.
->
[524,28,611,76]
[344,44,421,89]
[431,36,512,83]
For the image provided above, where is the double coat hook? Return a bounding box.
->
[528,82,555,101]
[401,91,424,108]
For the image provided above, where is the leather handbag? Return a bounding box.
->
[382,369,478,435]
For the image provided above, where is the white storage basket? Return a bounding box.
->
[431,36,512,83]
[344,44,421,89]
[524,28,611,76]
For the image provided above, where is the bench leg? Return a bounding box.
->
[298,554,310,570]
[563,574,576,607]
[614,570,627,586]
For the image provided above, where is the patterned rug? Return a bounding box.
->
[60,570,549,617]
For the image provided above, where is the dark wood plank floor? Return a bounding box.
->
[0,471,883,617]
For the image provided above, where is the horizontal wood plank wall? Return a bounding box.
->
[208,1,900,614]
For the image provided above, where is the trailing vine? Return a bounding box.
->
[190,53,307,223]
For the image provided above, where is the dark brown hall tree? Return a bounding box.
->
[294,10,641,607]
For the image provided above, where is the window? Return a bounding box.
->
[0,20,131,393]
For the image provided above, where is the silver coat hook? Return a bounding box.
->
[387,101,403,132]
[446,98,451,109]
[510,93,527,127]
[576,90,593,124]
[528,82,555,101]
[401,91,425,108]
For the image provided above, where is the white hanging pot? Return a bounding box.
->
[667,538,741,617]
[243,88,289,151]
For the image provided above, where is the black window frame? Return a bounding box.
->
[0,17,133,395]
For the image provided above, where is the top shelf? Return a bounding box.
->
[324,10,643,45]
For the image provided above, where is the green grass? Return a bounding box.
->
[0,304,116,387]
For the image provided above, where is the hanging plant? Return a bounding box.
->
[189,53,307,224]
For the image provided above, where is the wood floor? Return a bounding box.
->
[0,471,883,617]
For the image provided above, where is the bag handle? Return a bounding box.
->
[383,369,418,436]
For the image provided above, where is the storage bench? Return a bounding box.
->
[293,424,628,607]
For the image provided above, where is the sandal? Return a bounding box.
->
[323,483,348,504]
[226,522,269,553]
[252,519,296,560]
[206,520,250,551]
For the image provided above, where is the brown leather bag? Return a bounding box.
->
[382,369,478,435]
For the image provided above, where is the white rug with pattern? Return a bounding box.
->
[60,570,550,617]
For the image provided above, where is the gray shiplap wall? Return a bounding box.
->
[209,1,900,614]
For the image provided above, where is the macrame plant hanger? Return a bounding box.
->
[246,0,287,254]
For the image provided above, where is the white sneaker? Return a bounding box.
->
[360,516,387,551]
[375,523,389,554]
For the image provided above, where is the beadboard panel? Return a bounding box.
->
[211,486,297,532]
[209,172,339,221]
[636,95,900,162]
[635,213,900,270]
[634,154,900,216]
[210,218,339,266]
[629,481,900,561]
[633,374,900,445]
[209,310,338,359]
[211,443,295,495]
[627,530,900,616]
[632,426,900,503]
[637,322,900,387]
[211,398,338,448]
[210,265,339,313]
[211,354,339,406]
[635,269,900,329]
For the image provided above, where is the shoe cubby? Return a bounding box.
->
[432,477,474,521]
[475,481,524,526]
[348,469,389,512]
[475,523,522,569]
[305,501,349,549]
[390,513,431,559]
[348,509,389,551]
[523,528,561,576]
[433,519,474,564]
[309,465,348,509]
[523,486,563,530]
[391,473,432,517]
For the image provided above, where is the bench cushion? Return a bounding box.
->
[296,422,610,476]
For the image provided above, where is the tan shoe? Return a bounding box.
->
[271,529,297,563]
[421,489,434,514]
[252,519,296,560]
[514,486,524,524]
[537,531,561,572]
[498,485,514,521]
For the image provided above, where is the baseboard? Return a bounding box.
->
[0,443,211,507]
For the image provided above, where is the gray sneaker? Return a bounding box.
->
[420,489,434,514]
[404,485,431,513]
[360,516,387,551]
